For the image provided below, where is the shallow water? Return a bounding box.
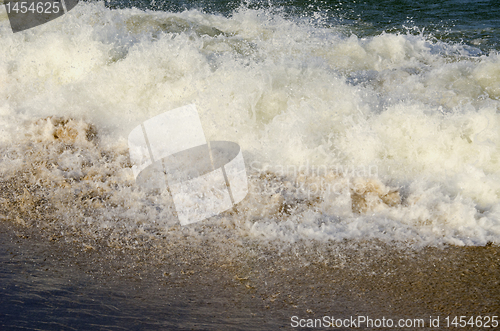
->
[0,223,373,330]
[2,222,499,330]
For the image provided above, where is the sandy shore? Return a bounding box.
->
[1,220,499,330]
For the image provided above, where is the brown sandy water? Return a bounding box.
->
[1,220,498,330]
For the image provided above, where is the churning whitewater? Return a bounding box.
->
[0,1,499,248]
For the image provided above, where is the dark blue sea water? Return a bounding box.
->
[106,0,500,52]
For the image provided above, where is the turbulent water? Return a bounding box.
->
[0,0,499,252]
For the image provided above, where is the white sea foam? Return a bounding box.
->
[0,2,499,247]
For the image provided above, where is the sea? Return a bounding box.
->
[0,0,499,329]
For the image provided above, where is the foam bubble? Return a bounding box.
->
[0,2,499,247]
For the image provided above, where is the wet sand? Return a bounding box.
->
[1,220,499,330]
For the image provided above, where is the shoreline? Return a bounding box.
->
[1,220,499,329]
